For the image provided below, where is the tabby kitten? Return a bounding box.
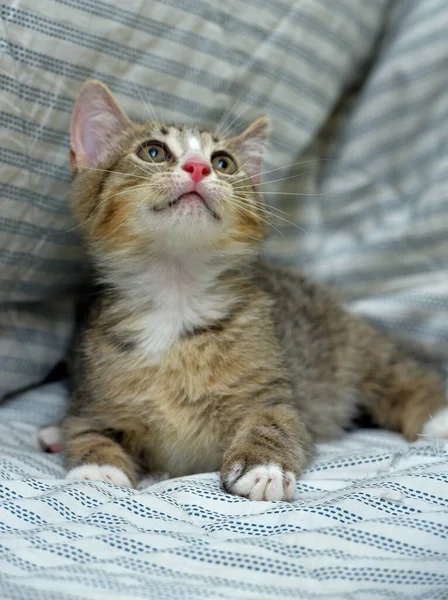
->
[39,80,448,501]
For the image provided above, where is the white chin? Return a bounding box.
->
[154,204,221,248]
[170,193,217,219]
[173,201,211,218]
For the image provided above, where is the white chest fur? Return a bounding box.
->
[128,258,233,363]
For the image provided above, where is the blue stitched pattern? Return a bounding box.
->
[0,382,446,598]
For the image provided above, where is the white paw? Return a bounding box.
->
[227,464,296,501]
[421,407,448,439]
[66,464,132,487]
[35,424,63,453]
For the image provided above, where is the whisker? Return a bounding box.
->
[97,190,163,240]
[246,202,292,216]
[234,155,252,171]
[231,196,281,220]
[82,167,151,181]
[217,102,253,140]
[232,195,307,233]
[124,156,160,178]
[134,188,163,217]
[134,84,159,123]
[62,221,85,234]
[250,191,325,196]
[234,194,294,216]
[233,171,314,189]
[254,157,337,179]
[104,184,152,201]
[99,218,126,239]
[215,90,251,138]
[225,197,283,236]
[62,183,157,234]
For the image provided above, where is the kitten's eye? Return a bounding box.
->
[211,153,237,175]
[137,142,171,163]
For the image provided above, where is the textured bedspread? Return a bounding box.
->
[0,383,446,599]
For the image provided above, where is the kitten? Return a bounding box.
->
[38,80,448,501]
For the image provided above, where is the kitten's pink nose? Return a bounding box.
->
[182,160,211,183]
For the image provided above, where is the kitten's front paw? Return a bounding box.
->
[422,407,448,439]
[35,424,63,453]
[222,462,296,501]
[66,464,132,487]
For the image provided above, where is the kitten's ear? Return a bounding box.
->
[70,80,131,173]
[229,117,270,186]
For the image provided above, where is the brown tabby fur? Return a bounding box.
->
[61,81,446,499]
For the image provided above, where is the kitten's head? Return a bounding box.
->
[70,80,270,267]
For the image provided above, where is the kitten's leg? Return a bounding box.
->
[362,356,447,442]
[221,403,311,501]
[64,417,137,487]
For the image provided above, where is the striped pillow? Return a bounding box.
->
[2,0,447,398]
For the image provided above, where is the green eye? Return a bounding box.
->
[212,153,237,174]
[137,142,170,163]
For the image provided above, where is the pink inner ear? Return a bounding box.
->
[248,156,263,186]
[238,140,266,187]
[231,117,270,187]
[71,82,130,170]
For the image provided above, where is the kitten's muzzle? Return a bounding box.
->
[168,192,220,220]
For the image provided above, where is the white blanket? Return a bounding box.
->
[0,383,446,599]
